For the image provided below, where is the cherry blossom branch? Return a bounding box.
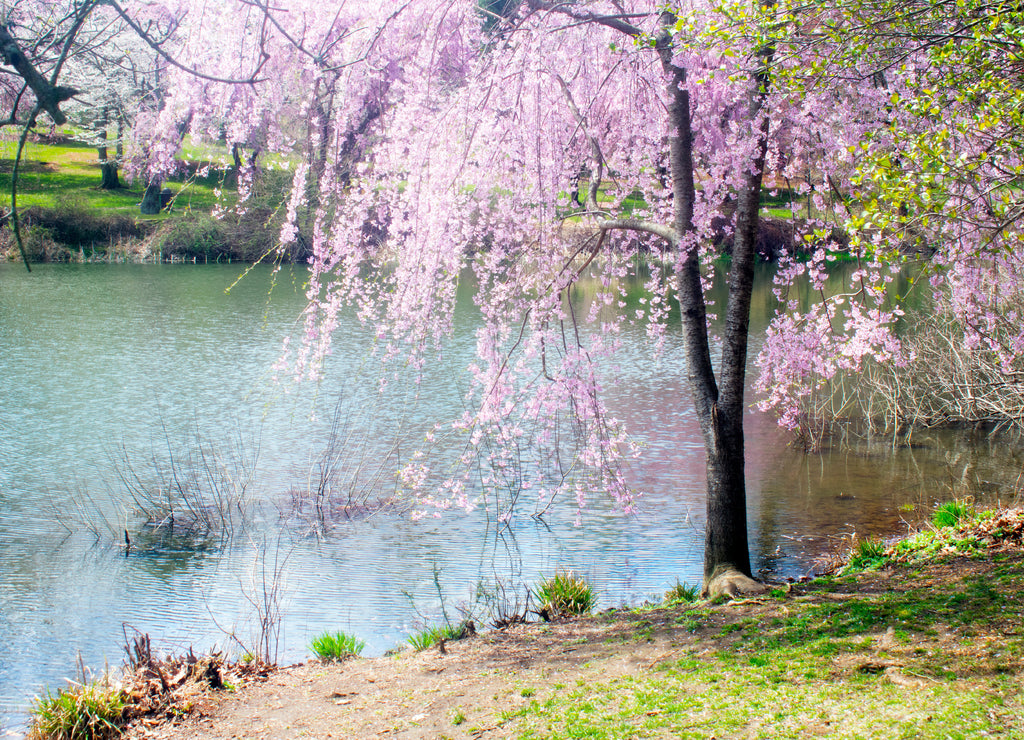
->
[555,74,604,211]
[102,0,270,84]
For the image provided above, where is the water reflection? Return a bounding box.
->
[0,263,1021,733]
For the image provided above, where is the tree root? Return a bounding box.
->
[702,566,768,600]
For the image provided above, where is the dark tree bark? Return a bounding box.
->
[140,181,163,214]
[701,39,774,597]
[0,25,79,125]
[97,105,120,189]
[97,106,108,162]
[100,160,120,189]
[650,15,765,596]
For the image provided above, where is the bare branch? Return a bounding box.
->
[0,24,78,124]
[597,218,677,244]
[524,0,645,37]
[102,0,270,85]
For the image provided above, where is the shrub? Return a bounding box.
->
[534,570,596,617]
[155,167,299,264]
[933,499,974,529]
[30,680,125,740]
[664,579,700,605]
[309,630,365,662]
[21,202,148,249]
[155,214,231,260]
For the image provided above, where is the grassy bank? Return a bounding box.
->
[505,555,1023,738]
[0,136,298,264]
[0,137,225,215]
[477,508,1024,739]
[27,505,1024,739]
[1,134,820,267]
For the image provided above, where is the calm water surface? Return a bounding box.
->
[1,263,1021,732]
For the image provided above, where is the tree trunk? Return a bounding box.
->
[655,13,773,597]
[99,160,120,189]
[702,40,774,599]
[140,181,163,214]
[97,105,109,163]
[96,105,121,189]
[535,3,772,597]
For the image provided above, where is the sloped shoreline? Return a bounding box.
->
[113,509,1024,740]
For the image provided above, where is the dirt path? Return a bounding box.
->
[128,610,691,739]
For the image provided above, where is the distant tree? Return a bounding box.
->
[63,28,165,190]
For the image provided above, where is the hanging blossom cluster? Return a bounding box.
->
[123,0,1024,515]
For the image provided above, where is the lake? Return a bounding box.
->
[1,263,1020,732]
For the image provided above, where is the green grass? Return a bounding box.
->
[508,662,1017,739]
[0,134,296,262]
[503,567,1024,739]
[839,503,999,576]
[406,622,469,651]
[497,509,1024,739]
[0,136,232,218]
[30,680,125,739]
[309,630,365,662]
[746,581,1011,652]
[847,536,888,571]
[933,499,974,529]
[535,570,597,617]
[663,579,700,605]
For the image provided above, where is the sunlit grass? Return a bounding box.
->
[535,570,597,617]
[0,136,232,217]
[30,679,125,740]
[309,630,365,662]
[663,579,700,606]
[506,563,1024,738]
[933,499,975,528]
[406,622,466,651]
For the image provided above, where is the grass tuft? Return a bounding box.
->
[663,579,700,605]
[846,537,888,571]
[933,499,974,529]
[535,570,596,617]
[309,630,365,662]
[406,620,475,651]
[30,680,125,740]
